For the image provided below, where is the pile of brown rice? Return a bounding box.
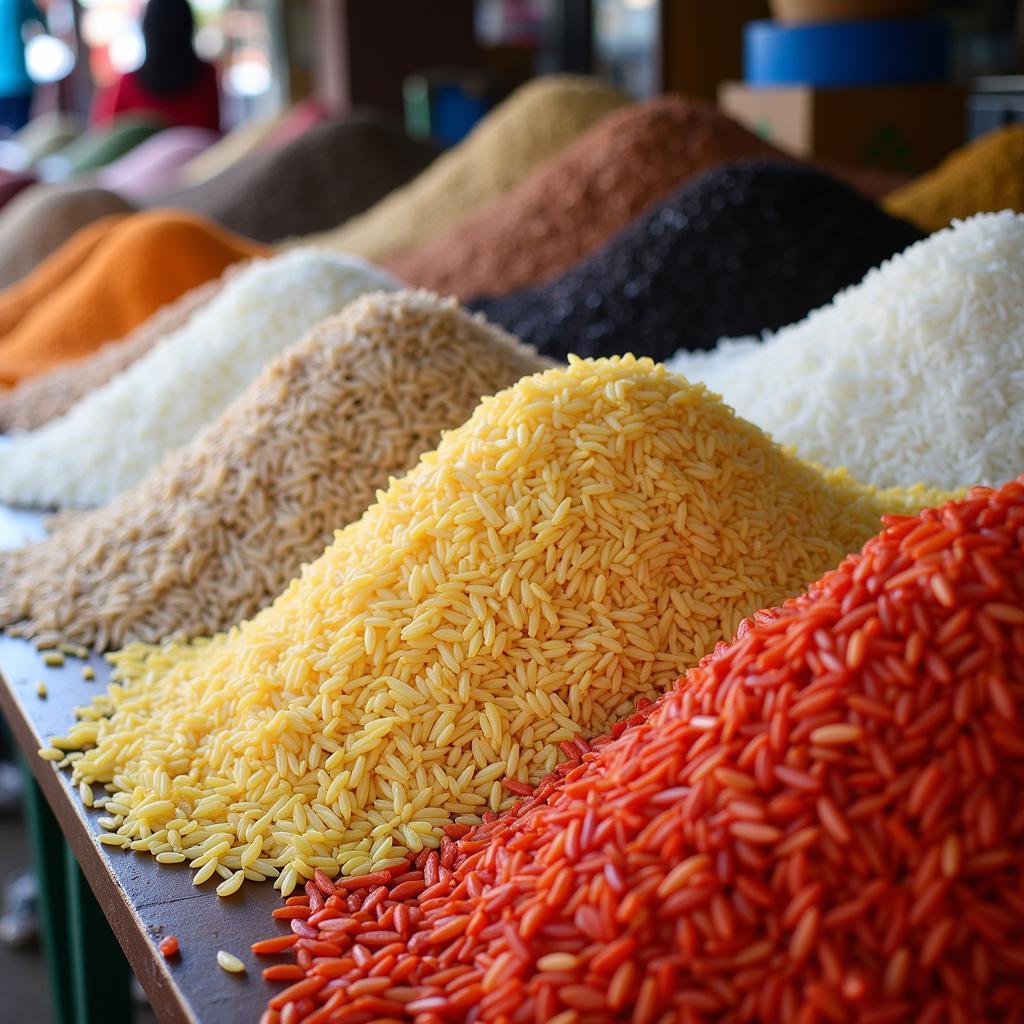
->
[0,291,548,650]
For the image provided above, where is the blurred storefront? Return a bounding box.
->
[12,1,1024,148]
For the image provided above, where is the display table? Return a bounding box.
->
[0,508,282,1024]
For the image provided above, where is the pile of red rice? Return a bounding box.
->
[254,477,1024,1023]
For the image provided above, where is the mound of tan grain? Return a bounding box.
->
[1,291,549,650]
[298,75,626,261]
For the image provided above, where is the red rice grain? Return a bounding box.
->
[255,478,1024,1022]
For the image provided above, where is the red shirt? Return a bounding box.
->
[92,62,220,132]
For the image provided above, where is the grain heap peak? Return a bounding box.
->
[47,355,918,899]
[0,290,549,650]
[306,74,627,261]
[386,95,781,301]
[473,160,922,362]
[0,248,399,507]
[885,123,1024,231]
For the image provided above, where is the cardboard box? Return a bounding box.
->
[719,81,965,173]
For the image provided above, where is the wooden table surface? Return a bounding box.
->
[0,506,287,1024]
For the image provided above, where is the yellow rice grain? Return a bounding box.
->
[215,870,245,897]
[216,950,245,973]
[54,356,940,895]
[191,859,219,886]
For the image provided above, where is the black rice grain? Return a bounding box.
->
[470,160,924,362]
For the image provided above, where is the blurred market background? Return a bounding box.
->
[1,0,1023,173]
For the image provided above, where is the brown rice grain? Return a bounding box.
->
[0,291,549,649]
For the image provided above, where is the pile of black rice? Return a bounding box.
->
[470,160,924,361]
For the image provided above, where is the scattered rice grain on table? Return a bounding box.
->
[0,249,399,508]
[50,356,940,897]
[256,478,1024,1023]
[0,291,549,650]
[668,211,1024,491]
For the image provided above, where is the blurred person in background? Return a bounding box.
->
[0,0,43,132]
[93,0,220,131]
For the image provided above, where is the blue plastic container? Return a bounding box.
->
[744,18,951,87]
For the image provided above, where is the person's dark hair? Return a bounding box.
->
[139,0,202,95]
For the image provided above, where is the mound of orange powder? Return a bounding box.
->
[0,210,269,387]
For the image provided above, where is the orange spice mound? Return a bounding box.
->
[256,478,1024,1023]
[0,210,269,387]
[0,213,128,337]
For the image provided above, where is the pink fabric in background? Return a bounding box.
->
[97,126,219,201]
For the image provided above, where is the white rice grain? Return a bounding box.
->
[0,249,399,507]
[668,212,1024,491]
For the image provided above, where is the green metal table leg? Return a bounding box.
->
[64,842,133,1024]
[21,759,134,1024]
[21,763,74,1024]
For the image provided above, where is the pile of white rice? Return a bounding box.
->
[667,212,1024,491]
[0,265,249,433]
[0,249,399,508]
[0,291,550,650]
